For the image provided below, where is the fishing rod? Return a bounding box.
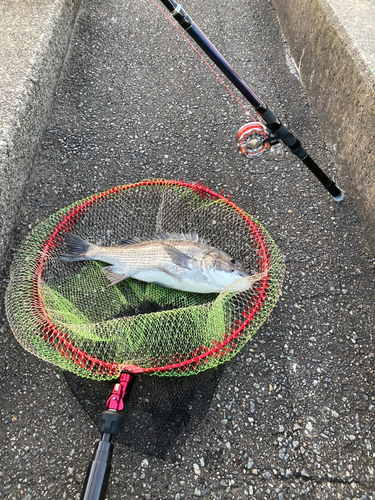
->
[157,0,344,201]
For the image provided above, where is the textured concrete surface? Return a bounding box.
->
[0,0,81,264]
[1,0,374,499]
[270,0,375,256]
[327,0,375,74]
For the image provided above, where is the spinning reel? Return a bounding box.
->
[236,121,280,158]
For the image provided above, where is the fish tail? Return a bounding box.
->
[59,233,97,262]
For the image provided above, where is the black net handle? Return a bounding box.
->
[81,373,133,499]
[80,411,123,500]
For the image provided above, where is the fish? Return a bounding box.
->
[59,232,264,294]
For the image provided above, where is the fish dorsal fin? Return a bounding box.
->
[120,232,205,245]
[120,236,144,245]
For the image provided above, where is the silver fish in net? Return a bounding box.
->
[59,232,262,293]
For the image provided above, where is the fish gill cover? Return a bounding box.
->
[5,180,284,380]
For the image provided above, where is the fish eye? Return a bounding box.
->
[230,258,236,264]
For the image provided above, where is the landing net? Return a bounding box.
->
[5,180,284,380]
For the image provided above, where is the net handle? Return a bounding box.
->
[80,435,113,500]
[81,373,132,499]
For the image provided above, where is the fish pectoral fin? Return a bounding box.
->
[162,244,195,269]
[155,265,182,281]
[102,266,128,286]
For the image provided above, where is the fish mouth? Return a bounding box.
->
[235,270,249,278]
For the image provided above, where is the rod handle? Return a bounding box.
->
[301,154,344,201]
[257,103,344,201]
[80,435,113,500]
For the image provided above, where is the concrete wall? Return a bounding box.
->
[0,0,81,265]
[271,0,375,250]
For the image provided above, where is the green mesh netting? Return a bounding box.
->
[5,180,284,380]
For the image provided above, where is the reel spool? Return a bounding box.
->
[236,121,270,157]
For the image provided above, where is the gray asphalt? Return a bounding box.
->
[1,0,374,499]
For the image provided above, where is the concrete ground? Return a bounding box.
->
[0,0,80,263]
[1,0,374,499]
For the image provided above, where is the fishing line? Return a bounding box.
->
[148,0,258,121]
